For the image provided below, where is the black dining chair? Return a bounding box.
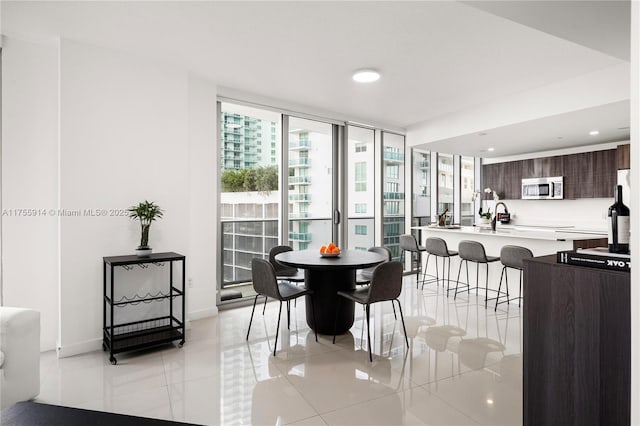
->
[268,245,306,310]
[332,261,409,362]
[246,258,318,356]
[356,246,397,319]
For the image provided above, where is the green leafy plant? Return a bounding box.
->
[220,166,278,194]
[128,200,163,248]
[478,208,492,220]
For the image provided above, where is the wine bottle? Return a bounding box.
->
[608,185,630,254]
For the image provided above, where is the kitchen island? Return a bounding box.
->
[412,225,606,300]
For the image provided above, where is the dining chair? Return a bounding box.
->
[332,261,409,362]
[247,258,318,356]
[356,246,396,319]
[399,234,427,288]
[268,245,306,311]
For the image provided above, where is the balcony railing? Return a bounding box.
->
[289,212,310,219]
[288,176,312,185]
[383,151,405,162]
[289,140,311,150]
[383,191,405,200]
[289,158,311,167]
[288,232,312,242]
[289,193,312,202]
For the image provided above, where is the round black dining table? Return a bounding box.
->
[274,249,387,334]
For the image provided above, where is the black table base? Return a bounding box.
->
[305,268,356,334]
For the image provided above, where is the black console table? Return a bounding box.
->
[103,252,186,364]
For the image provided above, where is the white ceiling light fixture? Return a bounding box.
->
[589,130,600,135]
[487,147,495,152]
[352,69,380,83]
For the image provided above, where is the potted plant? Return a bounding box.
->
[472,188,499,225]
[128,200,163,257]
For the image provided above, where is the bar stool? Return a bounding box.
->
[454,240,500,308]
[399,234,427,288]
[494,245,533,311]
[423,237,458,294]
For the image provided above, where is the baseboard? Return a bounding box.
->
[188,307,218,321]
[57,338,102,358]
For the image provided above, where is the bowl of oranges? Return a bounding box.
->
[320,242,341,258]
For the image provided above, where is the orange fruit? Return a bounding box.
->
[327,242,335,250]
[320,245,327,254]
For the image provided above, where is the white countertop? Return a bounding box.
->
[413,225,607,242]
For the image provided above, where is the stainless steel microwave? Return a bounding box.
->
[521,177,564,200]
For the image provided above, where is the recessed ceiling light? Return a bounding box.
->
[589,130,600,136]
[487,147,495,152]
[486,398,494,405]
[352,69,380,83]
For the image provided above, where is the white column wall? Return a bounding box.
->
[1,37,219,356]
[1,37,60,351]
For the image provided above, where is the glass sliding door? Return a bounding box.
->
[288,117,335,251]
[382,132,405,260]
[460,156,475,225]
[219,102,281,295]
[346,126,375,251]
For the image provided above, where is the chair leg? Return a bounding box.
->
[421,254,431,289]
[310,296,318,342]
[287,300,290,330]
[519,270,523,307]
[246,294,260,341]
[495,266,506,312]
[484,263,489,308]
[332,297,341,344]
[365,304,372,362]
[391,299,397,320]
[273,301,283,357]
[262,295,268,315]
[454,259,464,299]
[446,257,452,296]
[476,262,479,297]
[396,299,409,348]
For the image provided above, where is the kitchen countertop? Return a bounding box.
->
[413,225,607,242]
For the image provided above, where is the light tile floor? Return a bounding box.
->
[37,276,523,425]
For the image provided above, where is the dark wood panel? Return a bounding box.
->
[617,144,630,169]
[523,256,630,426]
[592,149,617,198]
[482,149,616,200]
[563,152,593,199]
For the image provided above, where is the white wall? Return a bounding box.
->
[1,36,219,356]
[1,37,60,351]
[187,73,219,319]
[501,199,611,231]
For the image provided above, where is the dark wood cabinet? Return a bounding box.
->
[592,149,617,198]
[617,143,630,169]
[482,149,617,199]
[523,255,630,426]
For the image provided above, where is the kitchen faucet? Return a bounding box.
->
[491,201,509,231]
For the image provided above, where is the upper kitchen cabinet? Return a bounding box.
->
[617,144,630,169]
[482,148,618,200]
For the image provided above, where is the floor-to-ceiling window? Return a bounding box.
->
[437,153,454,221]
[412,149,431,227]
[347,126,375,251]
[219,102,281,292]
[287,117,335,251]
[382,132,405,260]
[460,156,475,225]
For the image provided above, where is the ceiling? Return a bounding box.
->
[1,1,631,156]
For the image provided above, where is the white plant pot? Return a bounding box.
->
[136,247,152,257]
[478,218,491,225]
